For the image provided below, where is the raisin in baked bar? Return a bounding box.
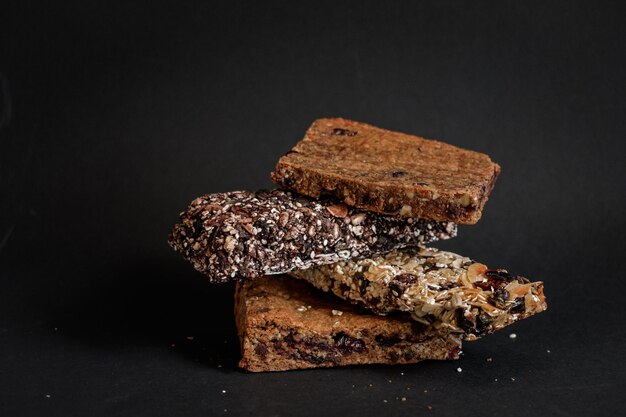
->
[235,275,462,372]
[272,118,500,224]
[289,248,547,341]
[169,190,456,283]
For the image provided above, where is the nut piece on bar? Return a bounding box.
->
[272,118,501,224]
[289,247,547,341]
[169,190,456,283]
[235,275,462,372]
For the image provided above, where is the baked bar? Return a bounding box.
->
[272,118,501,224]
[289,247,547,341]
[169,190,456,283]
[235,275,462,372]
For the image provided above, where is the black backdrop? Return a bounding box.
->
[1,1,625,416]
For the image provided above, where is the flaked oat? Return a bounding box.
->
[289,247,547,340]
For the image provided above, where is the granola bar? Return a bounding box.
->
[235,275,462,372]
[289,247,547,340]
[272,118,501,224]
[169,190,456,283]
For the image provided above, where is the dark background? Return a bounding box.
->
[1,1,625,416]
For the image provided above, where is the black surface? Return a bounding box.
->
[1,1,625,416]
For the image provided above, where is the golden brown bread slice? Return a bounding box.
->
[272,118,501,224]
[235,275,462,372]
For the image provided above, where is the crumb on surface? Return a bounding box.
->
[509,333,517,339]
[456,367,462,372]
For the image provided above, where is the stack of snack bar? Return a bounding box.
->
[169,118,547,372]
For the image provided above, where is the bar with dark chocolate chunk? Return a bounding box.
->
[169,190,456,283]
[235,275,462,372]
[272,118,500,224]
[289,247,547,341]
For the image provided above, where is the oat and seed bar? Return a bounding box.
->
[272,118,500,224]
[236,275,462,372]
[289,247,547,341]
[169,190,456,283]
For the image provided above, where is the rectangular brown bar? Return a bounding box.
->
[272,118,500,224]
[235,275,462,372]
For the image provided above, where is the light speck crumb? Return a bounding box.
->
[383,400,388,403]
[428,405,432,410]
[388,379,392,383]
[495,378,498,382]
[217,364,222,368]
[486,357,493,362]
[331,309,343,316]
[511,377,516,381]
[45,394,51,398]
[296,306,307,312]
[423,390,427,393]
[170,343,176,348]
[400,372,404,376]
[221,390,227,394]
[224,409,227,413]
[456,367,462,372]
[186,336,194,340]
[509,333,517,339]
[401,397,407,402]
[547,349,551,353]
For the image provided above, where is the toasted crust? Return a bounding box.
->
[235,275,462,372]
[168,190,456,283]
[272,118,501,224]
